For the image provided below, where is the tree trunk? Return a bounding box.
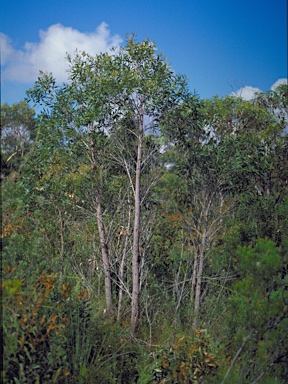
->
[130,110,143,336]
[117,201,131,321]
[190,216,202,303]
[90,123,113,312]
[190,246,198,302]
[57,206,65,281]
[95,189,113,312]
[193,231,206,329]
[192,199,211,329]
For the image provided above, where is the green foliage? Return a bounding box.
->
[236,238,281,276]
[3,275,70,383]
[3,272,141,383]
[226,239,288,382]
[1,101,36,176]
[137,330,219,383]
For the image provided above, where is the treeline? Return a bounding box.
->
[2,37,288,383]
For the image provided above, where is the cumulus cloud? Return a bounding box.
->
[231,85,262,101]
[0,23,122,83]
[271,78,287,90]
[0,33,15,65]
[232,79,287,101]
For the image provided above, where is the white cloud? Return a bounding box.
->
[231,85,262,101]
[0,33,15,65]
[0,23,122,83]
[231,79,287,101]
[271,78,287,90]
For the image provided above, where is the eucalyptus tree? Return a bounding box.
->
[27,37,188,335]
[107,38,188,335]
[162,87,288,328]
[108,38,187,335]
[26,69,115,311]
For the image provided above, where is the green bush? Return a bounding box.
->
[137,330,219,383]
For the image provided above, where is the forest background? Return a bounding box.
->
[1,38,288,383]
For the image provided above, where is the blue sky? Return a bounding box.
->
[1,0,287,105]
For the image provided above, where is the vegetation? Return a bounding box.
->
[2,37,288,383]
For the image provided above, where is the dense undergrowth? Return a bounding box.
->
[3,241,288,384]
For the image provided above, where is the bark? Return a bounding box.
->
[90,123,113,312]
[130,107,143,336]
[192,193,213,329]
[190,209,203,303]
[193,227,207,329]
[117,201,131,321]
[95,189,113,312]
[190,246,198,302]
[57,206,65,280]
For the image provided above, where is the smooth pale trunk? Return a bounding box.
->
[95,188,113,312]
[193,230,206,329]
[117,205,131,321]
[192,199,210,329]
[90,124,113,312]
[130,118,143,336]
[191,247,198,302]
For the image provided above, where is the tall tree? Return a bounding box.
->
[27,37,188,335]
[109,38,187,335]
[26,69,115,312]
[110,38,188,335]
[163,87,288,327]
